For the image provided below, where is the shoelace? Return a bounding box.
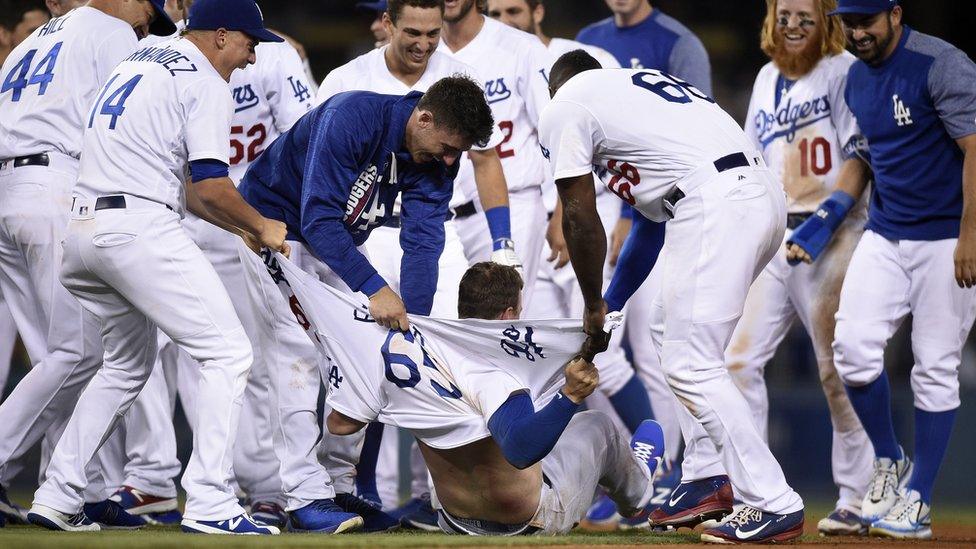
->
[68,512,91,527]
[867,462,897,502]
[336,494,379,515]
[885,494,918,523]
[722,506,764,529]
[632,442,656,462]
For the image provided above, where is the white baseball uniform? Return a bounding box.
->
[0,295,20,395]
[35,36,250,521]
[262,250,653,534]
[440,17,551,310]
[117,39,317,508]
[538,68,802,514]
[0,7,139,495]
[718,53,873,514]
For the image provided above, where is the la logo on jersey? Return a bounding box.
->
[893,94,913,126]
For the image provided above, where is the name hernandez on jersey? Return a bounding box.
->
[228,41,313,183]
[745,53,867,214]
[440,17,551,201]
[539,68,755,222]
[74,37,232,214]
[257,250,586,449]
[0,7,138,159]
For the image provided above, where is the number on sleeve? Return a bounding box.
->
[1,49,38,102]
[496,120,515,159]
[88,74,143,130]
[632,70,714,105]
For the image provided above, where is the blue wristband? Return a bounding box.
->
[485,206,511,248]
[189,158,229,182]
[620,202,634,220]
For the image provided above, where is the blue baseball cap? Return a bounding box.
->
[829,0,898,16]
[148,0,177,36]
[186,0,284,43]
[356,1,388,13]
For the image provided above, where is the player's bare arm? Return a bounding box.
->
[470,149,522,272]
[786,156,871,265]
[556,172,610,357]
[194,176,291,256]
[608,214,632,267]
[325,409,367,436]
[546,201,571,269]
[954,134,976,288]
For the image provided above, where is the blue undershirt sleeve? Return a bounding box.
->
[604,213,665,312]
[189,158,229,182]
[399,168,450,315]
[487,391,580,469]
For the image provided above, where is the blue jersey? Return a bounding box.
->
[576,9,712,95]
[845,27,976,241]
[239,91,454,315]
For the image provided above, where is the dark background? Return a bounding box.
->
[4,0,976,505]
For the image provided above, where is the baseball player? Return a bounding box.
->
[357,0,392,48]
[26,0,292,534]
[263,252,666,536]
[0,0,180,530]
[539,52,806,544]
[316,0,513,525]
[688,0,874,537]
[575,2,714,515]
[439,0,551,311]
[485,0,662,530]
[237,76,494,531]
[793,0,976,539]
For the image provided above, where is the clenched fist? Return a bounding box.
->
[561,357,599,404]
[370,286,409,332]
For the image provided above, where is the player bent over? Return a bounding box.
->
[791,0,976,539]
[28,0,289,535]
[321,262,665,535]
[540,52,805,543]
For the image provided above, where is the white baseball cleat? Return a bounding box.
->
[869,489,932,539]
[27,503,101,532]
[861,451,913,524]
[181,513,280,535]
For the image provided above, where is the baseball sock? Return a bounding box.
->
[609,374,654,434]
[844,372,901,461]
[907,407,957,504]
[355,422,384,505]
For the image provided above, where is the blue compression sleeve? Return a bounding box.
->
[487,391,579,469]
[619,202,634,219]
[485,206,512,249]
[189,159,229,182]
[604,213,665,312]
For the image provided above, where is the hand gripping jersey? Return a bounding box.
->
[228,41,314,183]
[73,37,232,214]
[0,7,139,159]
[745,52,866,214]
[261,251,585,449]
[538,68,756,222]
[440,17,551,199]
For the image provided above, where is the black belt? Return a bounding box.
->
[787,212,813,230]
[94,195,173,212]
[452,200,477,219]
[1,153,51,169]
[662,152,752,217]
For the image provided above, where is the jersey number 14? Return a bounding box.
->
[88,73,143,130]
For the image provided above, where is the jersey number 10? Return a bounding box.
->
[798,137,832,177]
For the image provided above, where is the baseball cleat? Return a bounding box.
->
[335,493,398,532]
[700,505,804,544]
[861,451,913,524]
[399,492,440,531]
[630,420,666,479]
[84,499,147,529]
[288,498,363,533]
[0,485,29,524]
[109,485,178,515]
[648,475,734,529]
[181,513,280,535]
[249,501,288,529]
[580,493,622,531]
[142,509,183,525]
[817,508,867,536]
[27,503,101,532]
[869,489,931,539]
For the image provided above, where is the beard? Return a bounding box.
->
[444,0,478,23]
[770,29,825,78]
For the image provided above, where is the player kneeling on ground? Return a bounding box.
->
[325,262,665,535]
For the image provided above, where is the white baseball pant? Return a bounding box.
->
[455,187,547,311]
[725,221,872,513]
[648,166,803,514]
[0,295,18,393]
[833,231,976,412]
[37,201,250,521]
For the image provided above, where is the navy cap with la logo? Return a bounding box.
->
[186,0,284,43]
[829,0,899,16]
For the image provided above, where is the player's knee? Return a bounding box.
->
[831,319,885,387]
[910,349,962,411]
